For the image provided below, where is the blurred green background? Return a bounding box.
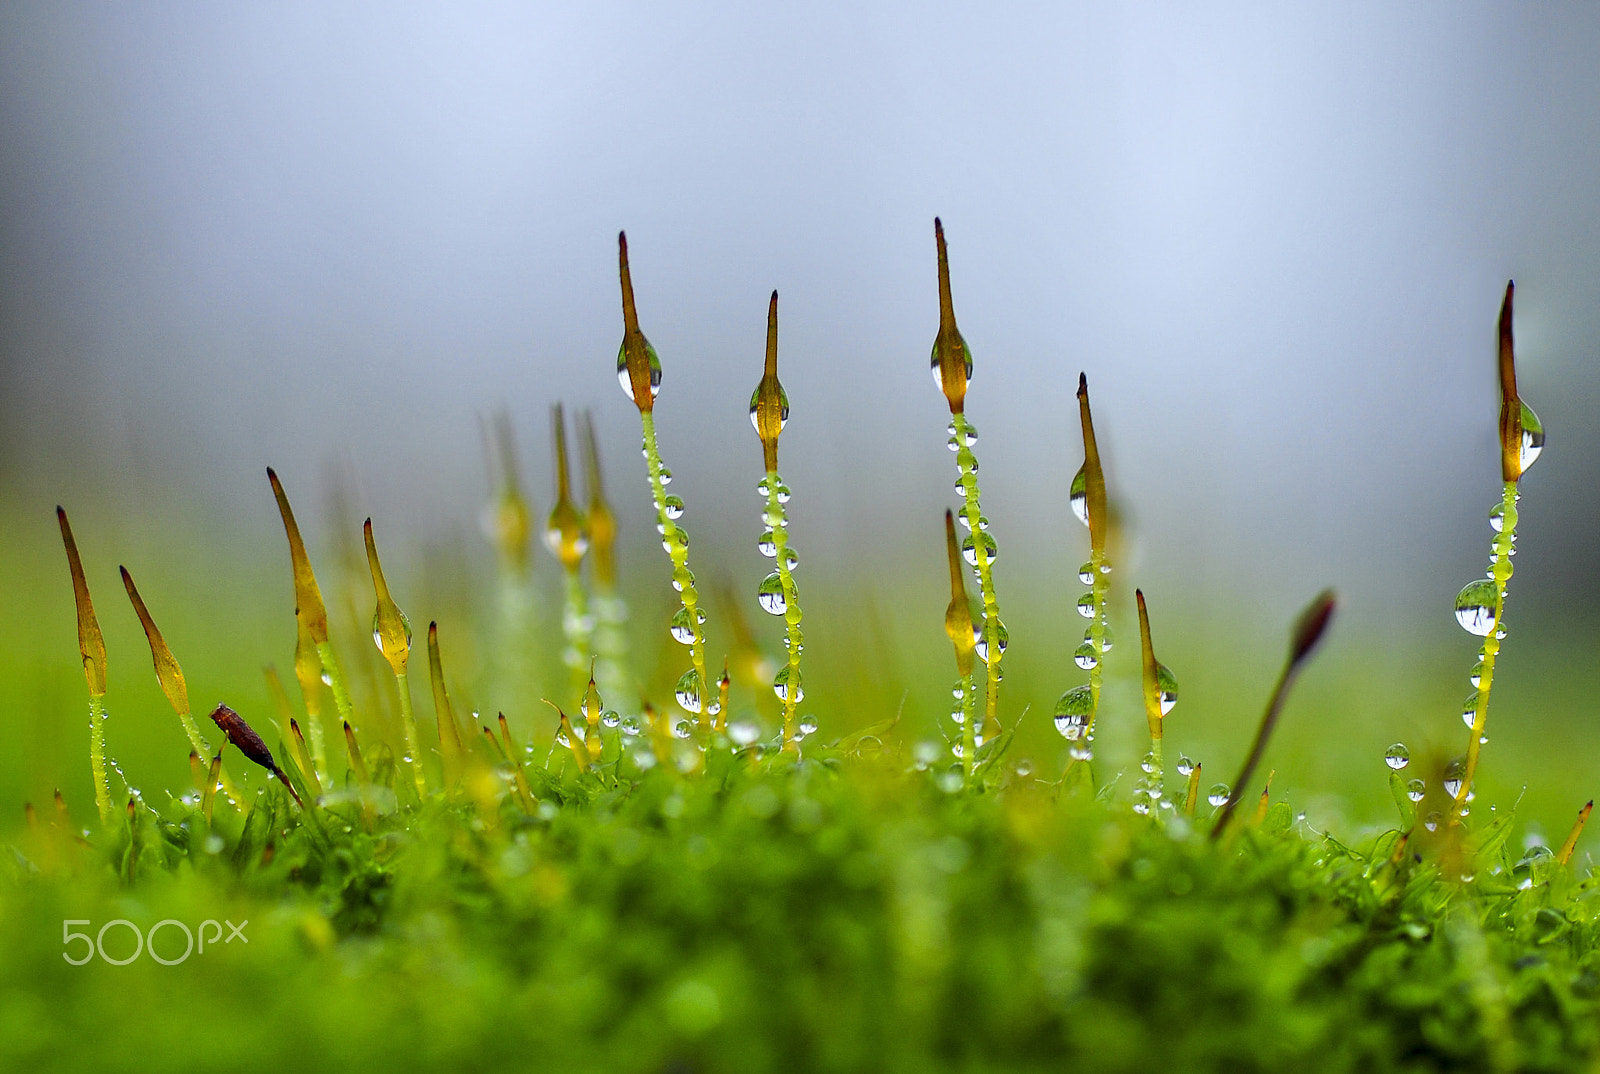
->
[2,2,1599,848]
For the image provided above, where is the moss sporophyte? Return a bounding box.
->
[33,242,1600,1070]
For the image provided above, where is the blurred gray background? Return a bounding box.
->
[1,3,1598,821]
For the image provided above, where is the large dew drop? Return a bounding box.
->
[1053,685,1093,740]
[669,607,696,646]
[1453,579,1497,636]
[674,669,704,714]
[772,666,804,704]
[961,531,998,567]
[757,572,787,616]
[1155,664,1179,716]
[1068,466,1089,527]
[1207,784,1230,809]
[1384,743,1410,770]
[1518,401,1545,472]
[616,341,663,402]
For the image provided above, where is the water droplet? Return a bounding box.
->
[1069,465,1088,526]
[674,669,704,713]
[961,530,998,567]
[1156,664,1179,716]
[1423,812,1441,832]
[1406,778,1426,802]
[1075,592,1096,619]
[782,548,799,572]
[1073,642,1099,670]
[1461,691,1479,728]
[1519,401,1544,472]
[1207,784,1230,808]
[951,684,964,700]
[1053,685,1093,740]
[669,607,696,645]
[1384,743,1410,770]
[1175,756,1195,777]
[949,705,965,725]
[663,495,685,520]
[555,729,571,747]
[658,466,673,486]
[601,710,620,728]
[616,340,663,402]
[798,716,818,736]
[1069,745,1093,761]
[774,482,791,504]
[1139,753,1155,774]
[620,715,643,737]
[773,666,804,704]
[1085,626,1114,653]
[722,721,757,748]
[1076,561,1095,585]
[320,671,333,687]
[1469,658,1483,688]
[1488,503,1505,532]
[1132,801,1150,815]
[757,572,787,615]
[1454,579,1497,636]
[757,530,777,556]
[972,617,1009,664]
[1015,759,1034,777]
[1442,759,1465,798]
[673,720,692,740]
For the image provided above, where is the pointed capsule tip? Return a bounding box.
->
[1077,372,1088,397]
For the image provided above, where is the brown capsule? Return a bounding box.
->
[1557,800,1594,866]
[931,219,972,414]
[1076,374,1108,556]
[750,291,789,474]
[207,703,302,807]
[266,468,331,644]
[1497,281,1523,484]
[617,232,661,413]
[57,507,107,696]
[545,404,589,572]
[121,566,189,717]
[578,409,617,589]
[942,510,976,678]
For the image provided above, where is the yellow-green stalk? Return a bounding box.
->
[497,713,537,812]
[1053,375,1110,776]
[342,720,374,832]
[931,219,1006,738]
[546,403,593,706]
[1134,589,1179,813]
[364,518,424,797]
[943,510,978,783]
[1556,801,1593,866]
[579,409,629,704]
[268,468,354,750]
[57,507,113,826]
[617,232,712,731]
[1453,282,1542,818]
[291,608,330,781]
[428,620,466,789]
[751,291,805,749]
[120,566,243,810]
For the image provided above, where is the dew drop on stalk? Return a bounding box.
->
[1461,691,1479,728]
[669,607,696,645]
[1175,755,1195,777]
[1489,504,1505,533]
[773,666,804,704]
[1069,465,1088,526]
[1423,812,1441,832]
[1156,664,1179,716]
[673,720,692,740]
[961,531,998,567]
[782,548,800,572]
[951,684,964,700]
[658,466,672,486]
[1078,561,1095,585]
[1053,685,1093,740]
[1518,401,1545,472]
[1207,784,1230,808]
[798,716,818,737]
[912,740,940,767]
[1384,743,1410,770]
[601,710,620,728]
[757,531,776,556]
[620,715,642,736]
[1076,592,1096,619]
[1085,626,1114,653]
[555,728,570,747]
[663,495,685,520]
[1469,659,1483,688]
[774,483,791,504]
[1015,759,1033,777]
[757,573,787,615]
[616,341,663,402]
[674,668,704,713]
[1442,759,1465,798]
[1406,778,1426,802]
[1073,642,1098,670]
[1454,579,1498,636]
[1069,745,1093,761]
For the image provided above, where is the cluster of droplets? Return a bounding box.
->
[1132,751,1172,816]
[633,421,711,723]
[757,472,805,742]
[949,415,1007,714]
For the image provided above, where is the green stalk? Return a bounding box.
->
[641,410,710,728]
[87,693,111,826]
[395,670,425,797]
[951,410,1004,736]
[1456,481,1517,813]
[764,469,804,747]
[58,506,114,826]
